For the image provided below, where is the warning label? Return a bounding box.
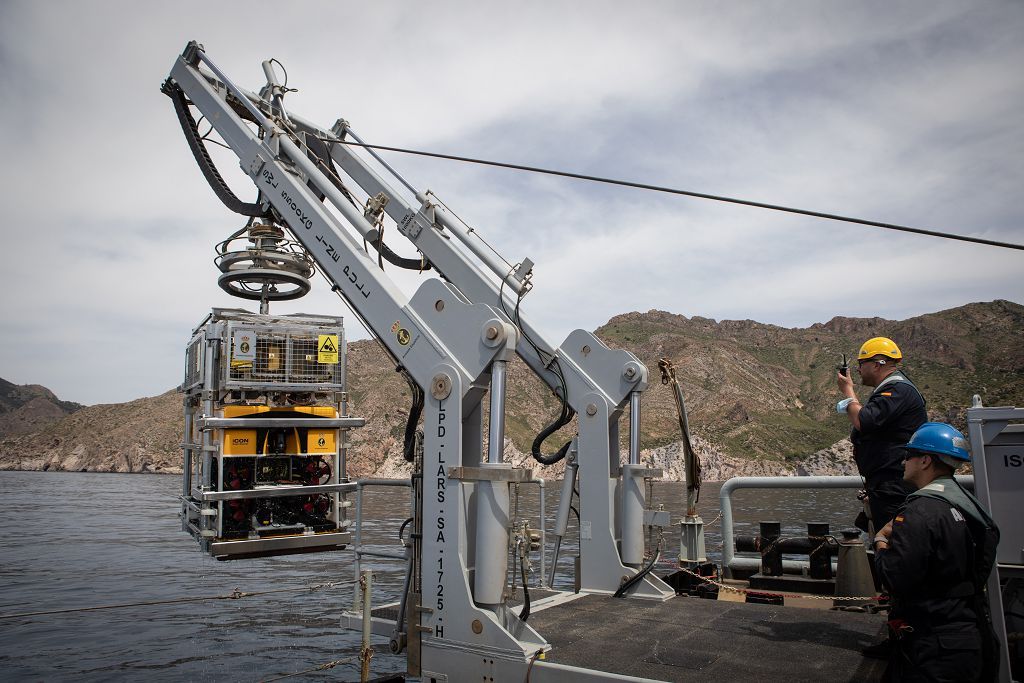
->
[318,335,339,364]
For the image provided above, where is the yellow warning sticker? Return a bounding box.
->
[318,335,339,364]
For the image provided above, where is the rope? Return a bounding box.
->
[673,565,880,602]
[0,580,353,621]
[260,657,354,682]
[330,140,1024,253]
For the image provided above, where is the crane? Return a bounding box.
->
[164,40,673,681]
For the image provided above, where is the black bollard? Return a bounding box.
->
[759,521,783,576]
[807,522,832,580]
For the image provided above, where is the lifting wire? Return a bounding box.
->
[331,140,1024,253]
[0,580,353,621]
[259,657,354,683]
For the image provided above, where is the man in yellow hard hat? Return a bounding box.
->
[837,337,927,535]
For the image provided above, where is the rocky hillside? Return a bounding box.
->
[596,299,1024,462]
[0,378,84,436]
[0,391,181,473]
[2,300,1021,478]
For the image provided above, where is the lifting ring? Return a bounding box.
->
[217,267,312,301]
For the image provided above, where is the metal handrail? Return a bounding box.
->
[514,478,547,588]
[352,478,414,582]
[719,475,974,577]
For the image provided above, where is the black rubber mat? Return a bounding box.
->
[527,594,888,682]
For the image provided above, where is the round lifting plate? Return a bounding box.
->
[431,373,452,400]
[217,269,312,301]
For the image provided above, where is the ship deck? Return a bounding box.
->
[527,592,888,682]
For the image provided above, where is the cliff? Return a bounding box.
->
[2,300,1021,479]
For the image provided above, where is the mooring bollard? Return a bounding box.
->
[807,522,832,580]
[759,521,783,576]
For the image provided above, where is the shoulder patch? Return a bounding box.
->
[894,514,904,524]
[950,508,965,522]
[880,392,892,397]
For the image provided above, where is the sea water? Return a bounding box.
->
[0,471,859,681]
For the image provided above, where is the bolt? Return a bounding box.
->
[431,374,452,400]
[624,367,636,379]
[485,325,500,340]
[586,403,597,416]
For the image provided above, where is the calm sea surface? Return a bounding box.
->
[0,471,860,681]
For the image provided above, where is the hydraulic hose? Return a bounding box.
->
[613,539,663,598]
[530,405,575,465]
[400,369,424,462]
[519,554,531,622]
[304,134,432,272]
[163,81,269,218]
[398,516,414,544]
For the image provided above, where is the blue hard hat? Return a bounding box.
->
[905,422,971,462]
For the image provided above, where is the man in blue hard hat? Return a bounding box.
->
[873,423,1001,682]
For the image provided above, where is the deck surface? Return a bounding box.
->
[527,593,888,682]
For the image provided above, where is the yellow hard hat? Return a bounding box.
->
[858,337,902,361]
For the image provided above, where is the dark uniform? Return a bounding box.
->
[876,477,1000,682]
[851,370,927,532]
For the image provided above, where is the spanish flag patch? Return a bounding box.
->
[894,515,904,524]
[880,392,893,396]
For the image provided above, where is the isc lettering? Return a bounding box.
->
[1004,454,1023,468]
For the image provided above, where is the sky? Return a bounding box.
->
[0,1,1021,406]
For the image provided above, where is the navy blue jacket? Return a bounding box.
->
[850,370,927,484]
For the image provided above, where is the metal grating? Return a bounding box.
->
[183,335,205,391]
[183,310,347,394]
[225,322,344,389]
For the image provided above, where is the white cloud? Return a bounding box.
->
[1,0,1022,404]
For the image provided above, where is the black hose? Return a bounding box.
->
[163,80,269,218]
[519,554,531,623]
[398,517,414,544]
[613,540,663,598]
[400,369,424,462]
[530,405,575,465]
[307,137,431,272]
[373,239,433,271]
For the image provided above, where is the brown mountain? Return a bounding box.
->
[0,378,84,436]
[2,300,1021,478]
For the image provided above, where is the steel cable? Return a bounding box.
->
[333,140,1024,252]
[0,580,354,621]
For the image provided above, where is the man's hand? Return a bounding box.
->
[837,370,855,396]
[874,520,894,550]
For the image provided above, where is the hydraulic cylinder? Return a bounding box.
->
[473,464,511,606]
[620,464,646,567]
[474,360,511,606]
